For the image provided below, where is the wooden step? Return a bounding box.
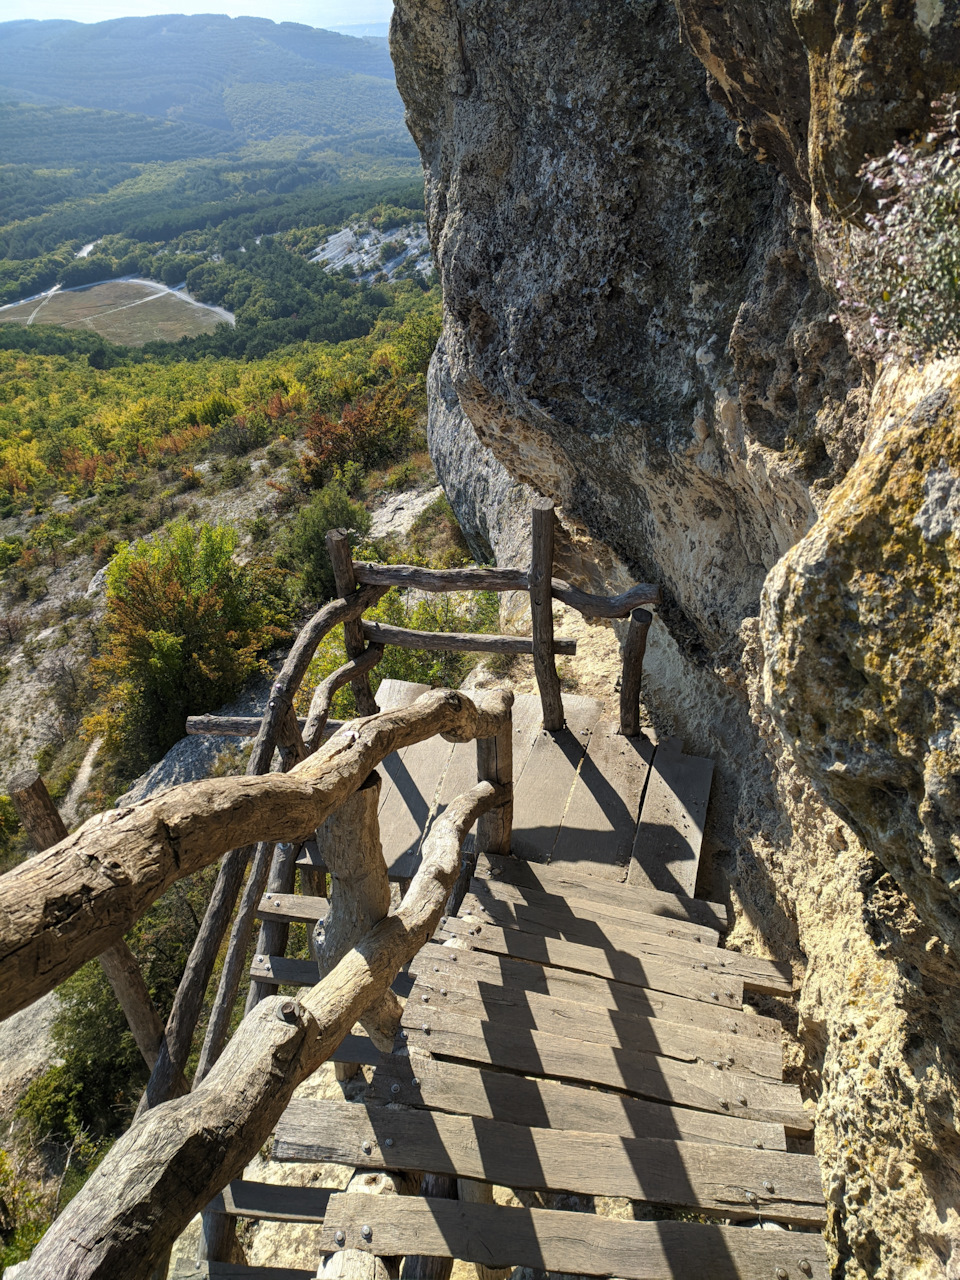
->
[210,1180,331,1222]
[630,736,713,897]
[470,874,721,945]
[438,917,745,1007]
[478,852,729,932]
[510,694,604,862]
[548,718,653,874]
[398,1003,806,1129]
[458,893,794,995]
[408,942,782,1042]
[319,1194,829,1280]
[367,1055,787,1150]
[406,966,783,1079]
[274,1100,826,1225]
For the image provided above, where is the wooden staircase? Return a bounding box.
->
[190,682,826,1280]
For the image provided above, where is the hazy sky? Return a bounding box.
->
[0,1,392,25]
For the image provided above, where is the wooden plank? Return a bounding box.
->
[198,1265,316,1280]
[458,895,795,996]
[478,852,728,932]
[409,942,782,1042]
[550,720,653,874]
[438,917,744,1008]
[320,1195,830,1280]
[367,1054,786,1148]
[275,1101,825,1225]
[510,695,603,862]
[361,620,577,656]
[379,735,456,878]
[469,876,719,946]
[374,680,436,878]
[406,969,782,1079]
[399,1005,805,1128]
[248,956,415,1005]
[257,893,328,925]
[211,1180,332,1222]
[630,737,713,898]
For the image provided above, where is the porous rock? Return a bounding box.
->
[391,0,960,1273]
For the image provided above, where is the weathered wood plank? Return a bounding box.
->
[550,720,653,873]
[400,1004,804,1127]
[468,875,719,946]
[361,621,577,656]
[258,893,329,925]
[630,737,713,898]
[477,852,729,932]
[379,736,456,880]
[319,1195,829,1280]
[457,894,795,996]
[372,681,437,880]
[438,917,744,1008]
[408,942,781,1042]
[510,695,604,862]
[275,1101,824,1224]
[367,1054,786,1148]
[179,1264,317,1280]
[405,969,782,1079]
[211,1180,332,1222]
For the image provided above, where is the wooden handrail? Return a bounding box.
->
[0,688,512,1021]
[19,765,510,1280]
[361,620,577,656]
[352,562,660,620]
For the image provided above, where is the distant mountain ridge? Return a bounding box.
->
[0,15,402,139]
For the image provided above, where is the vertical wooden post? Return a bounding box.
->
[326,528,379,716]
[316,771,401,1053]
[245,841,300,1011]
[7,770,169,1073]
[619,607,652,738]
[529,499,563,732]
[399,1174,458,1280]
[476,707,512,857]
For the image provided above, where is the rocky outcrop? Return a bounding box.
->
[392,0,960,1274]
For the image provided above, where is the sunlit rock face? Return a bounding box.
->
[392,0,960,1273]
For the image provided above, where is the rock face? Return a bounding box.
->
[392,0,960,1274]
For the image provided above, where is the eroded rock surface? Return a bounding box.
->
[392,0,960,1273]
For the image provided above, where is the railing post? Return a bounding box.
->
[530,499,564,732]
[326,528,379,716]
[7,769,171,1074]
[476,705,513,857]
[619,607,652,738]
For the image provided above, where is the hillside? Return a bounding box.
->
[0,17,401,141]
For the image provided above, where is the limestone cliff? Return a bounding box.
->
[392,0,960,1275]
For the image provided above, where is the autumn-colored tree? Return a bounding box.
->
[87,521,291,767]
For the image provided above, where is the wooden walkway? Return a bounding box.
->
[226,681,826,1280]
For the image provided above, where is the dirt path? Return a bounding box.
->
[61,735,101,827]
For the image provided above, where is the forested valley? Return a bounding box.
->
[0,19,501,1263]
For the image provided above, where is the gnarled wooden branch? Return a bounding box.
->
[18,774,507,1280]
[304,644,385,749]
[0,688,512,1021]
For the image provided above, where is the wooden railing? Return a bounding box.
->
[1,687,514,1280]
[0,496,660,1278]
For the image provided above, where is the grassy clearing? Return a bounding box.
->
[0,282,226,346]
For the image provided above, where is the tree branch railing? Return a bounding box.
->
[0,497,660,1277]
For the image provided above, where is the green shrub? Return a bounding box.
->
[282,482,371,601]
[86,521,291,768]
[0,1148,49,1268]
